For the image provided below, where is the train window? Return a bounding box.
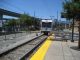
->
[42,22,46,27]
[42,22,51,28]
[47,22,51,27]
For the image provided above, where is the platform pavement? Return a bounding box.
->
[44,40,80,60]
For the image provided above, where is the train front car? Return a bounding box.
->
[41,19,53,35]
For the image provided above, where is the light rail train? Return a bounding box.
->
[41,19,53,35]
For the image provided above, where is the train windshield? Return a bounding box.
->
[42,22,51,28]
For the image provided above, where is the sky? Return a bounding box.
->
[0,0,64,20]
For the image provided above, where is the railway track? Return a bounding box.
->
[0,35,47,60]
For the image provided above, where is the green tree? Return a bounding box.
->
[61,0,80,48]
[6,19,17,32]
[19,14,30,30]
[61,0,75,42]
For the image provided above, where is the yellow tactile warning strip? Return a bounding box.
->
[30,35,54,60]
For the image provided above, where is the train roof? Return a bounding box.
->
[41,20,53,22]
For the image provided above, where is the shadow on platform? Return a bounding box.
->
[70,46,80,51]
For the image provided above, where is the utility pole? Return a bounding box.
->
[59,19,61,30]
[34,11,36,30]
[0,14,3,28]
[78,21,80,48]
[0,14,7,40]
[50,16,54,30]
[57,11,59,31]
[57,11,58,21]
[71,17,74,42]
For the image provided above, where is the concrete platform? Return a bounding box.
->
[45,41,80,60]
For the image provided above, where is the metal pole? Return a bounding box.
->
[50,16,54,30]
[34,11,35,31]
[78,21,80,48]
[57,11,58,31]
[4,22,7,40]
[65,23,66,29]
[0,14,7,40]
[0,14,3,35]
[71,18,74,42]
